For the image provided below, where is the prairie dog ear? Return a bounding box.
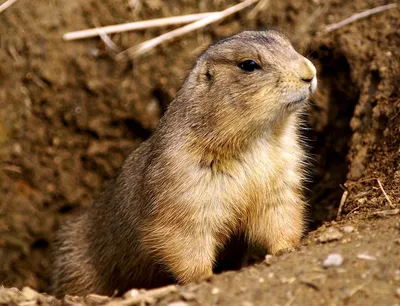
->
[196,62,214,83]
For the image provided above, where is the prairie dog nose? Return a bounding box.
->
[299,58,316,83]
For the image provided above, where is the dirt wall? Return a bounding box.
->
[0,0,399,301]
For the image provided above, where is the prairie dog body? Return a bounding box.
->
[53,30,317,296]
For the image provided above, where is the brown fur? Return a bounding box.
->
[52,30,317,297]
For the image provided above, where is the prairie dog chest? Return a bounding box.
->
[178,129,303,228]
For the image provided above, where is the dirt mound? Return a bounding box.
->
[0,0,399,304]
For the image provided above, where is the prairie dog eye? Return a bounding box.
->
[238,60,261,72]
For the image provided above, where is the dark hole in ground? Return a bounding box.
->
[304,46,360,230]
[122,119,153,140]
[152,87,171,114]
[31,238,49,249]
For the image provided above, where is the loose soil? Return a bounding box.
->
[0,0,399,305]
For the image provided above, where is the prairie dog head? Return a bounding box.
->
[184,30,317,132]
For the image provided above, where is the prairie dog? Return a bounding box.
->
[52,30,317,296]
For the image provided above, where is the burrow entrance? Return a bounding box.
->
[305,45,360,229]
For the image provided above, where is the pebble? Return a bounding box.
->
[342,226,354,233]
[85,294,110,304]
[124,289,140,298]
[242,302,254,306]
[396,288,400,298]
[13,143,22,155]
[280,276,296,284]
[180,291,196,301]
[211,287,220,295]
[357,198,367,205]
[323,253,344,268]
[264,254,274,265]
[21,287,39,300]
[267,272,275,278]
[318,227,343,243]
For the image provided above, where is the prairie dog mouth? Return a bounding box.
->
[287,93,309,105]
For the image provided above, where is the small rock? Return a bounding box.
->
[85,294,111,304]
[323,253,344,268]
[259,277,265,283]
[318,227,343,243]
[0,287,20,305]
[361,272,368,279]
[395,270,400,281]
[342,226,354,233]
[211,287,220,295]
[180,291,196,301]
[242,302,254,306]
[267,272,275,278]
[63,295,84,305]
[13,143,22,155]
[280,276,296,284]
[168,302,188,306]
[395,288,400,298]
[21,287,39,300]
[124,288,140,298]
[357,198,367,205]
[264,254,274,265]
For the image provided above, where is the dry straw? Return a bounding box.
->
[117,0,260,59]
[324,3,398,33]
[0,0,19,13]
[63,12,218,41]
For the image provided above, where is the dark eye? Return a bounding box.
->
[238,60,261,72]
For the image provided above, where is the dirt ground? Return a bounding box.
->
[0,0,399,305]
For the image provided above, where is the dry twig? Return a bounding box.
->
[324,3,398,33]
[63,12,217,41]
[92,18,121,54]
[117,0,260,59]
[247,0,270,19]
[336,190,349,219]
[1,164,22,173]
[0,0,18,13]
[376,179,395,208]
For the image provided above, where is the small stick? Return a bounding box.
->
[348,205,361,215]
[247,0,270,19]
[92,18,121,54]
[376,179,395,208]
[0,0,18,13]
[1,164,22,173]
[336,190,349,219]
[63,12,217,41]
[117,0,260,59]
[324,3,398,33]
